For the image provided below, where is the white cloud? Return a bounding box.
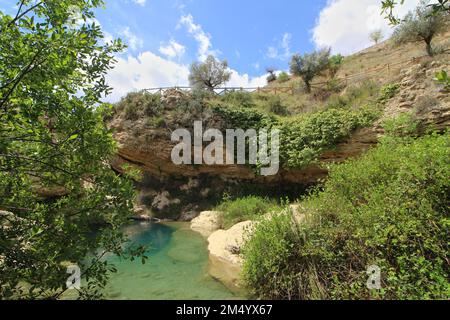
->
[178,14,219,60]
[227,70,268,88]
[106,51,189,102]
[104,13,268,102]
[120,27,144,51]
[133,0,147,6]
[312,0,422,55]
[159,39,186,59]
[106,52,268,102]
[266,32,292,60]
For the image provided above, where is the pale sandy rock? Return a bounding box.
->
[207,221,254,292]
[190,211,221,238]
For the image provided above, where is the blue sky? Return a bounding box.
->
[1,0,422,101]
[95,0,327,75]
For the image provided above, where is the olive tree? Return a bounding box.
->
[370,30,384,44]
[0,0,145,299]
[392,4,447,56]
[289,48,331,93]
[189,55,231,91]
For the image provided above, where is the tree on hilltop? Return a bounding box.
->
[189,55,232,91]
[290,48,331,93]
[392,4,447,56]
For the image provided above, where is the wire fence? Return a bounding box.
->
[143,52,447,96]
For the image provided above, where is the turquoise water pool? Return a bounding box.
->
[102,222,241,300]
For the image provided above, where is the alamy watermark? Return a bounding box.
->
[171,121,280,176]
[366,265,381,290]
[66,264,81,290]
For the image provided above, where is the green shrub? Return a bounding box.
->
[216,196,280,229]
[213,101,379,170]
[278,72,290,83]
[124,104,140,120]
[434,70,450,91]
[383,112,419,138]
[328,54,344,78]
[243,132,450,300]
[242,210,304,299]
[115,91,163,120]
[266,96,289,116]
[326,78,344,93]
[221,91,255,108]
[146,116,166,128]
[142,94,162,116]
[212,104,278,130]
[378,83,400,104]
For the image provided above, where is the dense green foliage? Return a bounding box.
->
[115,91,163,120]
[215,196,280,229]
[280,106,380,169]
[434,70,450,91]
[277,72,290,83]
[0,1,144,299]
[378,83,400,104]
[328,54,344,78]
[243,131,450,300]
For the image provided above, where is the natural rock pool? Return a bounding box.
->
[102,222,242,300]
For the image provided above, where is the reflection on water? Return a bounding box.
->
[103,222,240,300]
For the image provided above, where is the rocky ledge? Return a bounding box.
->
[189,211,251,292]
[206,221,254,293]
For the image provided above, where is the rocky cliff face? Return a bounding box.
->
[109,121,378,220]
[381,58,450,129]
[109,57,449,220]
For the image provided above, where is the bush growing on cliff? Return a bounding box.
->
[212,98,380,170]
[280,105,380,169]
[116,91,163,120]
[378,83,400,104]
[216,196,280,229]
[243,131,450,300]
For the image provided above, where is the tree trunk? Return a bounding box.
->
[305,81,311,93]
[425,39,434,57]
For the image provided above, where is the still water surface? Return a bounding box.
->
[102,222,241,300]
